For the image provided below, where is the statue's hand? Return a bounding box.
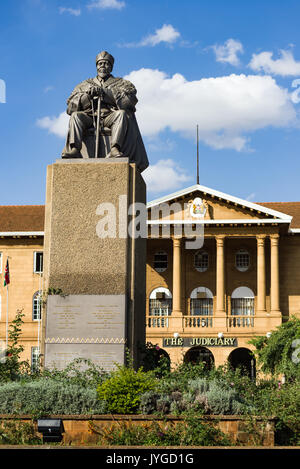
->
[88,86,104,98]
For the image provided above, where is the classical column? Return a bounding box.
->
[172,237,182,314]
[215,235,226,313]
[270,234,280,313]
[256,235,266,314]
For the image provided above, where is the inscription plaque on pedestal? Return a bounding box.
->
[44,294,126,371]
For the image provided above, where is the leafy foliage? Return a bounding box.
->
[97,364,156,414]
[139,377,250,415]
[91,416,231,446]
[0,378,107,417]
[249,316,300,380]
[0,420,41,445]
[0,310,31,382]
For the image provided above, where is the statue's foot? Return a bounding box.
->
[106,146,124,159]
[61,147,82,159]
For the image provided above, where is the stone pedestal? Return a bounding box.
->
[42,158,146,371]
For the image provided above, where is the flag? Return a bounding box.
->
[4,258,10,286]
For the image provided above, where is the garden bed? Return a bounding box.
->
[0,414,275,446]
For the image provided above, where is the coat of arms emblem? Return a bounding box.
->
[189,197,207,219]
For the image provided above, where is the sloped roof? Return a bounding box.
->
[258,202,300,229]
[0,205,45,233]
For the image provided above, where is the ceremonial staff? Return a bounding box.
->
[94,88,104,159]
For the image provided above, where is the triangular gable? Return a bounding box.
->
[147,184,292,225]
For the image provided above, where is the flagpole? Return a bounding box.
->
[6,284,8,349]
[4,257,11,350]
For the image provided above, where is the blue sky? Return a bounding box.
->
[1,0,300,205]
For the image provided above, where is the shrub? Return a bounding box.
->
[204,381,247,415]
[250,316,300,381]
[97,365,156,414]
[92,417,231,446]
[0,420,41,445]
[0,379,107,416]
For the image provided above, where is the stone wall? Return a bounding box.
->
[0,414,275,446]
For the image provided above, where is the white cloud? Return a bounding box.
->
[246,192,256,202]
[87,0,125,10]
[125,68,296,150]
[291,79,300,103]
[143,159,192,193]
[121,24,180,48]
[249,49,300,76]
[59,7,81,16]
[140,24,180,47]
[44,85,54,93]
[212,39,244,66]
[36,112,69,138]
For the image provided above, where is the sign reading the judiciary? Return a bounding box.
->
[163,337,238,347]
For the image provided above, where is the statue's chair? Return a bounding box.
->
[80,126,112,159]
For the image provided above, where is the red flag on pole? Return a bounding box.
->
[4,258,10,286]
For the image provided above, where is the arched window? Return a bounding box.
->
[235,249,250,272]
[194,251,209,272]
[188,287,213,327]
[148,287,172,328]
[228,348,256,379]
[231,287,254,327]
[154,251,168,272]
[184,346,215,370]
[33,291,42,321]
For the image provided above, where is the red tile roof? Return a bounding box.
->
[0,205,45,232]
[258,202,300,229]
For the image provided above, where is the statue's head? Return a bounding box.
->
[96,51,114,78]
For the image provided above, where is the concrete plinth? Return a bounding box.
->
[42,158,146,371]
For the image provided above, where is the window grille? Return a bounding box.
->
[154,251,168,272]
[33,291,42,321]
[190,298,213,316]
[236,250,250,272]
[149,298,172,327]
[231,297,254,327]
[31,346,40,372]
[194,251,209,272]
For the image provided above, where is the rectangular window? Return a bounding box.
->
[34,252,43,273]
[154,251,168,272]
[190,298,213,316]
[31,346,40,372]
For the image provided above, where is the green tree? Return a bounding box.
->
[249,316,300,380]
[0,309,30,382]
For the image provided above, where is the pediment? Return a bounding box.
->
[147,184,292,226]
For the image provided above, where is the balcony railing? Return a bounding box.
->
[146,314,256,330]
[148,299,172,328]
[227,316,254,328]
[184,316,213,328]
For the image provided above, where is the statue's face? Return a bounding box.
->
[96,59,112,79]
